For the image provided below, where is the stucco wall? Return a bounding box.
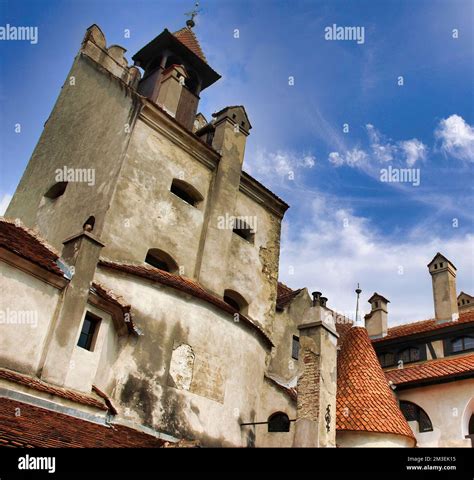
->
[93,267,272,446]
[100,117,213,277]
[337,430,414,447]
[0,262,60,374]
[6,53,139,250]
[397,378,474,447]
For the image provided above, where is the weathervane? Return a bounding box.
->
[355,283,362,326]
[185,2,201,28]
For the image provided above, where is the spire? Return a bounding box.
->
[336,326,416,443]
[185,2,201,29]
[354,283,362,327]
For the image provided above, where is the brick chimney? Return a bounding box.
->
[428,253,459,323]
[364,293,389,339]
[293,293,338,447]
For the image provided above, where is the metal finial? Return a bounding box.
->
[355,283,362,326]
[185,2,201,28]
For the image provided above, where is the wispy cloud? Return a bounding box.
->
[435,114,474,162]
[280,194,473,325]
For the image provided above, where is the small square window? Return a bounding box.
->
[77,312,101,351]
[292,335,299,360]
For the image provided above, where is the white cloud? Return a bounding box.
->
[435,114,474,161]
[246,149,315,180]
[280,195,473,326]
[0,194,12,215]
[329,124,427,169]
[399,139,427,166]
[328,148,368,167]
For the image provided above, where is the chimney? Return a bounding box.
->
[364,293,389,338]
[428,253,458,323]
[293,292,338,447]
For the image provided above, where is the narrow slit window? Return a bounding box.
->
[292,335,299,360]
[77,312,101,351]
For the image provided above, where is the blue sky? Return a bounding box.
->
[0,0,473,324]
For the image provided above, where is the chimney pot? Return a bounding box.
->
[320,297,328,308]
[312,291,322,307]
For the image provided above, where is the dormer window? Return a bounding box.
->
[451,336,474,353]
[223,289,249,315]
[44,181,68,199]
[170,179,203,208]
[378,352,395,368]
[145,248,179,274]
[399,346,421,364]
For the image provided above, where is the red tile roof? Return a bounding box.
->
[173,27,207,62]
[99,259,273,348]
[385,353,474,387]
[372,310,474,343]
[0,397,165,448]
[336,326,415,442]
[0,368,108,411]
[91,281,138,335]
[0,218,65,277]
[276,282,302,310]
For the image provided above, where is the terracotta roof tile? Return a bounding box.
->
[0,397,165,448]
[336,327,415,442]
[173,27,207,62]
[276,282,302,310]
[0,368,107,412]
[385,353,474,386]
[0,218,65,277]
[91,281,139,335]
[99,259,273,348]
[372,310,474,343]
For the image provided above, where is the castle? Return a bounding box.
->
[1,22,473,448]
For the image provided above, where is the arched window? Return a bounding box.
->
[170,179,203,207]
[44,181,67,199]
[223,289,248,315]
[378,352,395,368]
[268,412,290,432]
[232,219,255,244]
[400,401,433,433]
[145,249,179,274]
[451,336,474,353]
[469,414,474,435]
[399,346,421,364]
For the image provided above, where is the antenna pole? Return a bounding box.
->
[355,283,362,326]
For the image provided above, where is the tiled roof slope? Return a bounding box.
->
[336,326,415,442]
[0,368,107,411]
[0,397,165,448]
[372,310,474,343]
[276,282,302,310]
[0,218,64,277]
[385,353,474,387]
[173,27,207,62]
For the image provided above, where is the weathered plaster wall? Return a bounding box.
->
[100,118,212,277]
[254,379,296,447]
[225,192,282,330]
[396,378,474,447]
[6,53,139,250]
[65,304,113,394]
[337,430,414,447]
[93,267,270,446]
[0,262,60,374]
